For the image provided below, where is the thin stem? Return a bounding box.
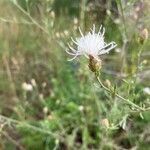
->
[0,114,64,141]
[135,42,146,81]
[10,0,49,34]
[116,0,128,73]
[80,0,87,30]
[96,76,146,111]
[2,131,25,150]
[116,0,127,40]
[0,17,34,24]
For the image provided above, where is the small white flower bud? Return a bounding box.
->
[31,79,36,87]
[143,87,150,95]
[78,105,84,112]
[43,107,48,114]
[100,118,109,128]
[22,82,33,91]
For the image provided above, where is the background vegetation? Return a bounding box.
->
[0,0,149,149]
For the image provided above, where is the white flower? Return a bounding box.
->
[143,87,150,95]
[31,78,36,87]
[22,82,33,91]
[78,105,84,111]
[66,25,117,61]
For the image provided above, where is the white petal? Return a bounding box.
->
[79,27,84,37]
[98,42,117,55]
[68,43,77,52]
[67,54,80,61]
[65,49,76,55]
[71,37,79,45]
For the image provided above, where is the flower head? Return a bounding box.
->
[66,25,117,61]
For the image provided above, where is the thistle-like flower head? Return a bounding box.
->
[66,25,117,61]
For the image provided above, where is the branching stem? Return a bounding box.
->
[96,76,149,112]
[10,0,49,34]
[0,114,64,141]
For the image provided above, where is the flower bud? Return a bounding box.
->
[139,28,149,44]
[43,107,48,114]
[105,79,111,88]
[88,55,102,75]
[100,118,109,128]
[22,82,33,91]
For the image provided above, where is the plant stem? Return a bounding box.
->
[0,114,63,140]
[96,76,145,111]
[80,0,86,30]
[10,0,49,34]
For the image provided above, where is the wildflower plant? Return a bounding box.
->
[0,0,150,149]
[66,25,149,114]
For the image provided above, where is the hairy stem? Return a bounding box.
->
[96,76,147,111]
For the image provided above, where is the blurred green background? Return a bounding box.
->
[0,0,150,149]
